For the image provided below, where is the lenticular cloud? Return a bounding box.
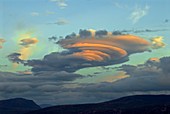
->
[58,30,151,62]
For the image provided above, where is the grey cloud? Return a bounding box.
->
[65,32,76,39]
[54,19,69,25]
[48,36,57,41]
[0,70,83,105]
[25,51,129,73]
[160,56,170,74]
[79,29,92,38]
[133,29,169,33]
[1,56,170,105]
[7,53,24,64]
[113,29,169,34]
[95,30,108,37]
[66,57,170,103]
[112,31,123,35]
[48,19,69,25]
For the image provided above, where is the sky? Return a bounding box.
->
[0,0,170,105]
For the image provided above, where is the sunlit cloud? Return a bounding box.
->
[100,71,129,83]
[130,5,149,24]
[150,36,165,49]
[59,30,151,62]
[25,29,152,73]
[19,38,38,60]
[9,29,165,74]
[8,31,39,69]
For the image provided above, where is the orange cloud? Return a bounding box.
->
[70,43,127,61]
[73,50,110,61]
[20,38,38,47]
[148,57,160,63]
[99,71,129,82]
[59,33,151,62]
[17,70,32,75]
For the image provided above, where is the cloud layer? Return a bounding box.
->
[1,56,170,105]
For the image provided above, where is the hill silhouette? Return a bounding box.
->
[0,98,41,114]
[1,95,170,114]
[26,95,170,114]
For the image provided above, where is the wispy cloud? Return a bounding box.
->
[130,5,149,24]
[30,12,40,16]
[113,2,128,9]
[45,10,56,15]
[50,0,68,9]
[48,18,69,25]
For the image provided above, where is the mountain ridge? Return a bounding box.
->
[26,94,170,114]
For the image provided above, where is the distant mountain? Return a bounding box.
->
[0,98,41,114]
[26,95,170,114]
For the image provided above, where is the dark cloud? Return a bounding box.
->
[65,32,76,39]
[1,56,170,105]
[7,53,24,64]
[95,30,108,37]
[0,70,83,104]
[111,28,169,34]
[118,57,162,77]
[133,29,169,33]
[48,36,57,41]
[112,31,123,35]
[114,56,170,91]
[160,56,170,74]
[79,29,92,38]
[34,71,83,81]
[20,38,38,47]
[25,51,129,73]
